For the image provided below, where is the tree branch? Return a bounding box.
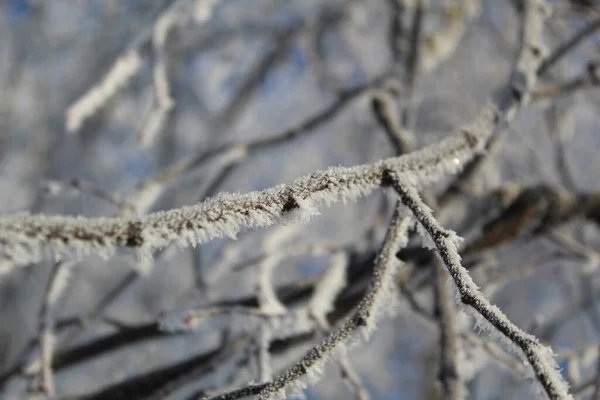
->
[0,112,493,267]
[384,168,571,399]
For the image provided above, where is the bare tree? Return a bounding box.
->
[0,0,599,399]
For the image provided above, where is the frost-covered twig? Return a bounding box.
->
[384,168,571,399]
[420,0,481,73]
[544,99,578,192]
[256,226,300,316]
[130,72,391,219]
[309,252,349,328]
[337,354,369,400]
[371,90,412,155]
[399,272,526,375]
[438,0,549,210]
[36,261,76,396]
[433,259,464,400]
[136,3,181,147]
[537,15,600,76]
[42,179,132,210]
[0,111,494,266]
[65,0,215,134]
[137,0,223,147]
[440,4,599,212]
[211,24,301,131]
[253,207,411,399]
[204,383,270,400]
[387,0,411,66]
[532,60,600,101]
[230,242,340,274]
[65,49,143,134]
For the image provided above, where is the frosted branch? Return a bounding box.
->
[384,168,572,399]
[205,383,269,400]
[537,15,600,76]
[309,252,349,328]
[433,259,465,400]
[257,255,288,316]
[399,272,526,375]
[257,324,273,383]
[230,241,339,274]
[37,261,77,396]
[337,355,369,400]
[256,225,299,315]
[65,0,220,135]
[65,50,142,134]
[532,60,600,101]
[42,179,131,210]
[138,0,223,147]
[0,111,494,266]
[253,208,410,399]
[438,0,550,211]
[421,0,481,72]
[371,90,412,155]
[400,0,424,131]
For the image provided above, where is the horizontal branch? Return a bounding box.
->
[0,110,494,267]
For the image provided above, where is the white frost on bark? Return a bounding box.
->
[0,109,494,267]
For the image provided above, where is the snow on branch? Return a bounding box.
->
[0,110,494,267]
[383,168,572,400]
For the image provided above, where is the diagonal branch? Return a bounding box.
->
[537,15,600,76]
[253,206,411,399]
[383,168,571,400]
[438,0,550,210]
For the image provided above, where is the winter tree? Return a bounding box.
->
[0,0,599,399]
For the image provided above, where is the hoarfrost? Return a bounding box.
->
[0,115,493,267]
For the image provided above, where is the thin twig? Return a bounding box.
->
[433,259,464,400]
[438,0,552,211]
[401,0,424,129]
[371,91,412,155]
[532,60,600,101]
[537,15,600,76]
[37,261,76,395]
